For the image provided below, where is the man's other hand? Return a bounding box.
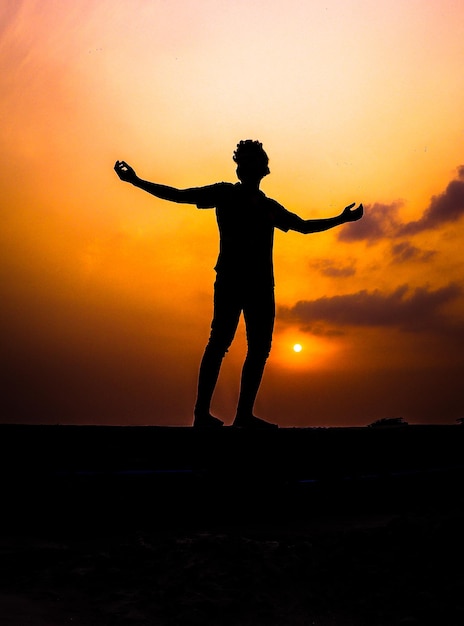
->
[114,160,137,183]
[342,202,363,222]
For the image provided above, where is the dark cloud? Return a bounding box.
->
[309,258,356,277]
[338,166,464,243]
[338,202,402,244]
[279,282,461,334]
[398,166,464,236]
[390,241,437,264]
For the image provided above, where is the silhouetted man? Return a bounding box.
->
[114,140,363,428]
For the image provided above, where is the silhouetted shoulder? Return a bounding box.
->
[265,197,301,233]
[195,182,234,209]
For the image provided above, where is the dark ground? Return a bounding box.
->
[0,424,463,625]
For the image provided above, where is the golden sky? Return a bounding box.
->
[2,0,464,426]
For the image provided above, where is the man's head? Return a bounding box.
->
[233,140,270,184]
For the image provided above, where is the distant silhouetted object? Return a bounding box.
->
[368,417,409,428]
[114,140,363,428]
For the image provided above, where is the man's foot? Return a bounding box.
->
[232,414,278,429]
[193,413,224,428]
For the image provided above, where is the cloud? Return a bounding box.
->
[279,282,462,334]
[308,258,356,278]
[338,166,464,244]
[398,166,464,236]
[390,241,437,264]
[338,201,402,244]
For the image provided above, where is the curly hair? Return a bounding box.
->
[233,140,270,176]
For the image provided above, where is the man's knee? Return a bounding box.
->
[205,330,235,357]
[247,338,272,362]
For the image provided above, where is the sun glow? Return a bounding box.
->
[271,330,340,371]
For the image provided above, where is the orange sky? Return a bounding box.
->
[2,0,464,426]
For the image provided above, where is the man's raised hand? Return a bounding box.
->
[342,202,363,222]
[114,160,137,183]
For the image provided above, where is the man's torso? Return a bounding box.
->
[195,182,296,285]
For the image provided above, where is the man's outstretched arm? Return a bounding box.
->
[288,202,363,234]
[114,160,200,204]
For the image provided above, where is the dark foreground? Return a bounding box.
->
[0,424,463,625]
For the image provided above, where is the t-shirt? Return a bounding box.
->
[192,182,300,286]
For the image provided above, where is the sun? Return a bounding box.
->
[273,330,339,370]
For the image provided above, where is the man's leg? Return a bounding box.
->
[233,287,277,428]
[194,279,241,427]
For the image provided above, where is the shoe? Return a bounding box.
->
[193,413,224,428]
[232,414,278,429]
